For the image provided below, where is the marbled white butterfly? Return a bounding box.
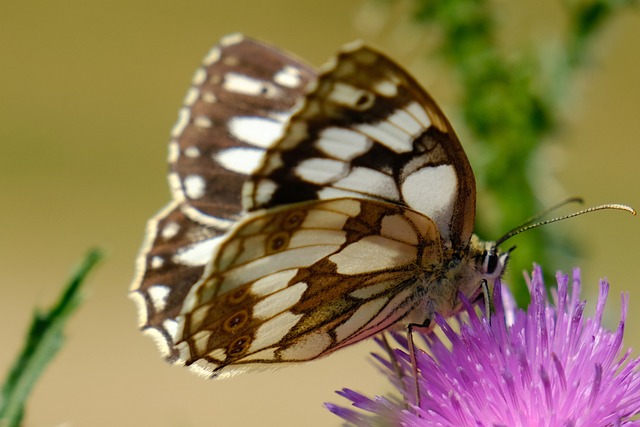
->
[131,33,520,379]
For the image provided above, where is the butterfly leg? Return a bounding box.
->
[407,319,432,410]
[379,332,411,409]
[479,279,493,325]
[380,332,405,381]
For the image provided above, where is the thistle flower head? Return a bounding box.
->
[327,267,640,426]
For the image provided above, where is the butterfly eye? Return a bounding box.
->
[482,246,512,280]
[482,248,500,276]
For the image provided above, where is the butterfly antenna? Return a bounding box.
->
[517,196,584,227]
[495,203,636,246]
[492,196,583,246]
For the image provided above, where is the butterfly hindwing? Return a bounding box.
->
[244,43,476,249]
[172,198,443,378]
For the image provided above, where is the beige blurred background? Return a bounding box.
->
[1,1,638,426]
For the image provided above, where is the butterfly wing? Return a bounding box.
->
[245,43,476,249]
[168,34,315,223]
[131,202,227,359]
[131,35,316,357]
[173,198,443,378]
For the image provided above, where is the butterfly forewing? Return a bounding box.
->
[132,35,316,359]
[173,198,443,378]
[244,43,476,249]
[169,34,316,223]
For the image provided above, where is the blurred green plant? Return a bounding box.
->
[0,249,102,427]
[387,0,635,304]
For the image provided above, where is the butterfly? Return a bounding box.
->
[130,33,510,379]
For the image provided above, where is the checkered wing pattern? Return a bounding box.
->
[174,198,442,378]
[244,42,476,249]
[131,35,315,359]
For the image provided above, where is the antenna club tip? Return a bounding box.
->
[616,204,636,216]
[595,203,636,216]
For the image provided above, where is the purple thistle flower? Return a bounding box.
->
[326,266,640,426]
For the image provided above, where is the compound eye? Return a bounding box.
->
[485,251,499,275]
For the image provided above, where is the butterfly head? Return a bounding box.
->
[468,235,512,282]
[458,240,513,313]
[480,244,513,280]
[453,236,512,312]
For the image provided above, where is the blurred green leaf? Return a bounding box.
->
[0,249,103,427]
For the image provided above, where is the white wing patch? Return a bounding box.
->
[172,236,224,267]
[250,269,299,297]
[183,175,206,199]
[249,311,302,353]
[380,214,419,245]
[401,165,457,241]
[184,146,201,158]
[194,115,213,129]
[355,122,414,153]
[349,279,397,299]
[228,116,285,148]
[280,332,332,360]
[295,158,348,184]
[387,107,424,137]
[160,221,180,240]
[302,207,352,229]
[327,83,375,109]
[253,282,308,320]
[150,256,164,269]
[216,147,264,174]
[274,65,303,88]
[289,229,346,247]
[223,72,281,98]
[335,297,388,342]
[316,187,373,201]
[316,127,372,161]
[249,179,278,207]
[406,101,431,128]
[333,167,399,199]
[329,236,417,275]
[373,80,398,97]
